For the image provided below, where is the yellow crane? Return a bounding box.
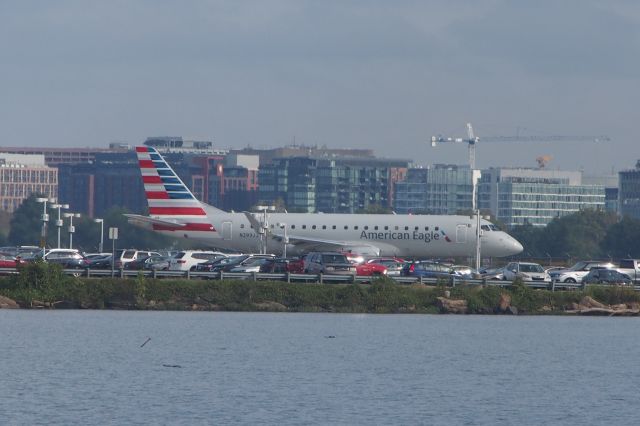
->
[430,123,610,169]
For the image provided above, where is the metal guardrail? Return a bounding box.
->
[2,267,639,291]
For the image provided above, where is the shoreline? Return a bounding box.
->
[1,275,639,315]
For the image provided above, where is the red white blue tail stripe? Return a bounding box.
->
[136,146,216,232]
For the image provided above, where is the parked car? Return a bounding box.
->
[582,269,632,285]
[502,262,550,282]
[303,252,357,276]
[114,249,161,269]
[353,262,387,276]
[42,249,91,269]
[400,261,454,280]
[366,258,405,276]
[259,257,305,273]
[168,251,228,272]
[125,254,170,271]
[195,255,273,273]
[228,257,275,273]
[0,254,24,270]
[449,265,476,279]
[86,254,113,269]
[194,255,241,272]
[479,267,505,280]
[548,261,616,283]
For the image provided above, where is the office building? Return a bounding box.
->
[394,165,479,214]
[0,153,57,212]
[619,160,640,219]
[477,168,605,227]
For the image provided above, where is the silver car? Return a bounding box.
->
[503,262,550,282]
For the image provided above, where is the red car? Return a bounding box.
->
[366,257,406,276]
[353,262,388,276]
[0,254,24,269]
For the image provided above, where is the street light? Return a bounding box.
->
[50,203,69,249]
[94,218,104,253]
[254,205,275,254]
[277,223,289,258]
[36,197,55,254]
[63,212,81,250]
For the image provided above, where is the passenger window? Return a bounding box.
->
[344,225,348,230]
[291,225,296,229]
[384,226,388,230]
[404,226,409,231]
[354,226,359,230]
[302,225,307,229]
[332,225,336,230]
[312,225,316,230]
[425,227,429,231]
[414,226,419,231]
[394,226,398,231]
[374,226,379,230]
[322,225,326,230]
[364,226,369,230]
[435,227,439,231]
[240,224,245,229]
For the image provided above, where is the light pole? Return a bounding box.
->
[36,197,55,255]
[63,212,81,250]
[278,223,289,258]
[255,205,275,254]
[50,203,69,249]
[474,210,481,271]
[94,218,104,253]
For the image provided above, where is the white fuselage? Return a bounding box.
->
[151,206,523,258]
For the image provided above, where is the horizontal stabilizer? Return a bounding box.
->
[124,214,186,229]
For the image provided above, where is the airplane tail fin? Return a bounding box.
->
[135,146,207,217]
[134,146,220,235]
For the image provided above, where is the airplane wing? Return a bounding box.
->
[242,211,384,256]
[124,214,186,229]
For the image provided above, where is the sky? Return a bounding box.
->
[1,0,639,174]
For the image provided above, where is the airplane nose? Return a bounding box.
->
[509,237,524,255]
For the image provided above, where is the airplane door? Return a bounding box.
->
[455,224,467,243]
[222,222,232,240]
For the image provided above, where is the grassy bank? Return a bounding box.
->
[1,262,639,314]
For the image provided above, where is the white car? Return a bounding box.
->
[503,262,550,282]
[548,261,615,283]
[114,249,161,269]
[168,251,228,272]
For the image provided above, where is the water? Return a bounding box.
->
[1,311,639,425]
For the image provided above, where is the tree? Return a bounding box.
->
[356,204,394,214]
[8,194,45,246]
[508,223,544,257]
[539,210,617,259]
[601,216,640,259]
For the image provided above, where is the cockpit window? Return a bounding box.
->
[489,224,500,231]
[481,225,491,231]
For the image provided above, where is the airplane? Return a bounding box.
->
[125,146,524,258]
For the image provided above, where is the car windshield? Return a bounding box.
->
[569,261,589,271]
[123,250,137,259]
[520,264,544,273]
[321,254,348,263]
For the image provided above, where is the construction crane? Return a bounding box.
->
[430,123,610,169]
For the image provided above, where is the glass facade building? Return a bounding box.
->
[259,157,409,213]
[478,168,605,227]
[394,165,478,214]
[619,161,640,219]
